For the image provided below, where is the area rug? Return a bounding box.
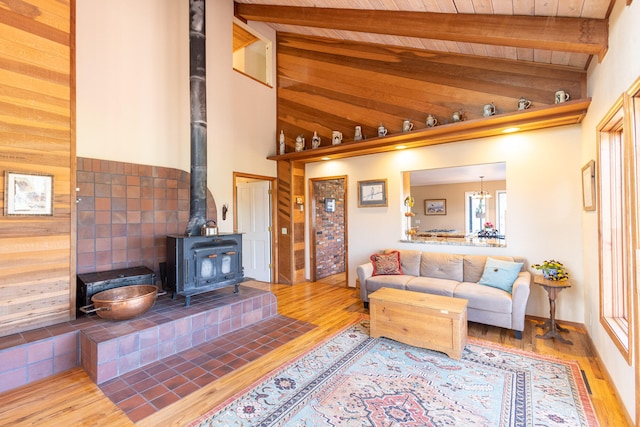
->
[190,319,599,427]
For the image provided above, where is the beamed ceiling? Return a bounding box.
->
[234,1,617,161]
[234,0,613,71]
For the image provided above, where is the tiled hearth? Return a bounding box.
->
[0,285,316,422]
[101,315,314,422]
[80,285,278,384]
[1,285,275,392]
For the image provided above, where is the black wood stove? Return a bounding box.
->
[166,233,243,307]
[164,1,245,307]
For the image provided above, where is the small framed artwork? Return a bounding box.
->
[324,197,336,212]
[582,160,596,211]
[358,179,387,207]
[425,199,446,215]
[4,171,54,216]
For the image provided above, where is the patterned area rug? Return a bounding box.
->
[190,319,599,427]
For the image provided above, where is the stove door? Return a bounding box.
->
[194,248,220,287]
[199,254,217,280]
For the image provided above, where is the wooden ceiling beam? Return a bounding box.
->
[235,4,608,59]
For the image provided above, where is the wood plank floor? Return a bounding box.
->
[0,274,631,426]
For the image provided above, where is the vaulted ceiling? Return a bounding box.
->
[234,1,614,160]
[234,0,613,71]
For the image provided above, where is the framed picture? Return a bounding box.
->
[324,197,336,212]
[4,171,54,216]
[582,160,596,211]
[425,199,446,215]
[358,179,387,207]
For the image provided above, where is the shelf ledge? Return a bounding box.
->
[268,98,591,164]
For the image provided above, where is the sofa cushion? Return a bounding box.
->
[420,252,463,282]
[477,257,524,293]
[463,255,516,283]
[370,251,403,276]
[406,276,460,297]
[455,282,513,313]
[365,275,413,294]
[385,249,422,277]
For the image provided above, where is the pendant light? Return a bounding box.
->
[472,176,492,199]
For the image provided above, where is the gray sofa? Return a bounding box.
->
[356,250,531,339]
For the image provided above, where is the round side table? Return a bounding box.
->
[534,276,573,345]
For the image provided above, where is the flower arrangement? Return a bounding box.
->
[531,260,569,281]
[484,221,494,229]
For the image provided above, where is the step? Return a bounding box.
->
[0,284,276,392]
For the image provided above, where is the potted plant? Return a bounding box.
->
[484,221,494,230]
[531,260,569,281]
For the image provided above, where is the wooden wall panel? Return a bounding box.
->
[291,162,305,283]
[276,160,292,284]
[276,33,587,152]
[0,0,74,337]
[276,159,307,284]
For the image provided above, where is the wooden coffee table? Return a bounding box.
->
[369,287,468,359]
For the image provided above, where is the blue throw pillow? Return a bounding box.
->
[478,257,523,294]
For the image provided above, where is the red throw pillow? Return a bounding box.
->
[370,251,403,276]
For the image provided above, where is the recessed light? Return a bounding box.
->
[502,127,520,133]
[395,145,407,150]
[321,157,331,161]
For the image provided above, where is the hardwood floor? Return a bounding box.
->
[0,275,631,426]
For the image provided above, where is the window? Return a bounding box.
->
[496,190,507,235]
[464,190,506,235]
[465,193,484,234]
[597,95,633,363]
[232,19,272,87]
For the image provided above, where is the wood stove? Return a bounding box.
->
[166,233,243,306]
[163,1,245,307]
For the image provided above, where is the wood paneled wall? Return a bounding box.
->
[276,33,587,151]
[0,1,75,336]
[276,159,307,284]
[276,160,292,284]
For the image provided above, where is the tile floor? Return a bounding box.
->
[98,315,315,422]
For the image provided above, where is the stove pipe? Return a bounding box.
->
[185,0,208,236]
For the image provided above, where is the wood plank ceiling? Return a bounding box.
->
[234,0,613,70]
[234,0,613,156]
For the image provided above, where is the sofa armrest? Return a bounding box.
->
[356,262,374,302]
[511,271,531,332]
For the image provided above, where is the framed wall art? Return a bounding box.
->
[425,199,446,215]
[4,171,54,216]
[582,160,596,211]
[358,179,387,207]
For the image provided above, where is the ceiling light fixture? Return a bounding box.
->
[321,157,331,161]
[395,145,407,150]
[472,176,492,199]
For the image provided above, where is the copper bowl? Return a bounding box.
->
[79,285,162,321]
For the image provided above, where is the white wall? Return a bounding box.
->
[581,0,640,420]
[75,0,277,232]
[307,126,584,323]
